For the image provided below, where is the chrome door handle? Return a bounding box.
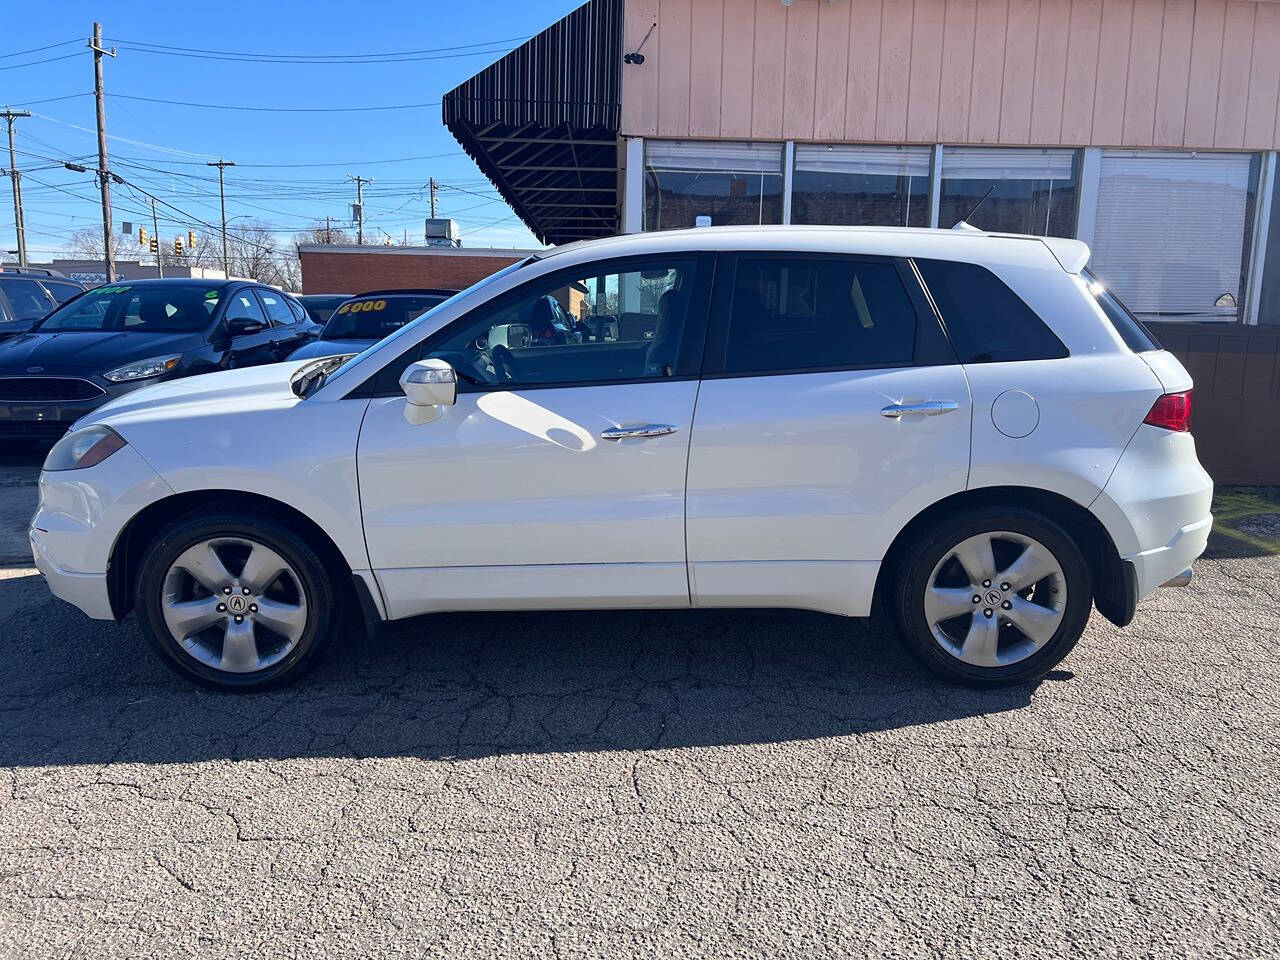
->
[880,400,959,419]
[600,424,679,440]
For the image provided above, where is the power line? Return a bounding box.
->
[0,39,81,60]
[102,35,529,63]
[110,92,442,113]
[0,51,83,71]
[9,92,92,107]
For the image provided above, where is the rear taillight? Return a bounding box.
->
[1143,390,1193,432]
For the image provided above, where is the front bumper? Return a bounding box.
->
[29,441,173,620]
[0,378,153,442]
[29,527,115,619]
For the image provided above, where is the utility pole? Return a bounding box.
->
[429,177,438,219]
[150,197,162,278]
[349,174,371,245]
[206,158,235,277]
[90,23,117,282]
[2,109,31,268]
[324,215,332,244]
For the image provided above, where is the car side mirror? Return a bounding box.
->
[399,358,457,424]
[227,316,266,337]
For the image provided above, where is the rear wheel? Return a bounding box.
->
[893,508,1092,685]
[134,511,337,690]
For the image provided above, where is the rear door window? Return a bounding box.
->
[40,280,84,304]
[0,277,55,322]
[255,289,296,327]
[718,256,918,375]
[915,259,1069,363]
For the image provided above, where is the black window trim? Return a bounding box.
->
[700,251,957,381]
[354,251,718,398]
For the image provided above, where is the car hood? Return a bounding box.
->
[288,337,374,361]
[80,360,310,432]
[0,329,204,374]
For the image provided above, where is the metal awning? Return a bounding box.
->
[442,0,622,246]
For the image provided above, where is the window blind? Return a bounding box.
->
[644,140,783,173]
[794,144,932,177]
[941,147,1075,180]
[1090,151,1255,320]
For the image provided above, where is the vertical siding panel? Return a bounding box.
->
[1121,0,1164,145]
[688,0,724,138]
[752,0,787,138]
[1243,2,1280,148]
[998,0,1041,143]
[783,0,820,140]
[937,0,978,142]
[907,0,947,142]
[719,0,757,137]
[656,0,693,137]
[814,0,853,139]
[1183,0,1226,148]
[968,0,1009,143]
[1060,0,1102,144]
[1153,0,1194,146]
[877,0,915,140]
[1029,0,1071,144]
[1214,2,1255,147]
[622,0,661,136]
[846,0,885,139]
[1092,0,1134,145]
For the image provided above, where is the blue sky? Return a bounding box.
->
[1,0,584,259]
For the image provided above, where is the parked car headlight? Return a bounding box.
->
[102,354,181,383]
[43,425,127,472]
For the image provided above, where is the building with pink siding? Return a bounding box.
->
[445,0,1280,480]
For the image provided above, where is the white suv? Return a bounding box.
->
[29,226,1212,690]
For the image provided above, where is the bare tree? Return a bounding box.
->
[294,222,352,246]
[63,226,145,263]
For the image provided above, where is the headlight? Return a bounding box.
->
[102,354,181,383]
[44,425,128,472]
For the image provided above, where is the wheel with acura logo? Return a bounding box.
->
[134,509,338,690]
[892,507,1093,685]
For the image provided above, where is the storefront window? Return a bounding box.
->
[938,148,1078,237]
[1089,151,1260,322]
[644,141,784,231]
[791,145,931,227]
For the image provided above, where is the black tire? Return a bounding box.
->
[134,509,338,691]
[892,507,1092,686]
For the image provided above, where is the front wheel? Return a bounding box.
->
[893,508,1093,686]
[134,510,337,690]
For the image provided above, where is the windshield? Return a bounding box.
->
[299,295,348,325]
[321,294,452,341]
[35,283,222,333]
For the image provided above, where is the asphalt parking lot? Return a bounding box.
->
[1,448,1278,959]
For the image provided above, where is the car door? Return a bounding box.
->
[253,288,305,359]
[356,254,713,620]
[221,287,278,368]
[684,252,972,617]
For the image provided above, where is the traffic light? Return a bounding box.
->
[174,235,184,256]
[149,236,158,254]
[188,230,197,249]
[138,226,147,246]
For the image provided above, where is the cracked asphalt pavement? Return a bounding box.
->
[1,448,1278,958]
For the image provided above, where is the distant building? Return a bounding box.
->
[24,259,229,286]
[297,244,538,295]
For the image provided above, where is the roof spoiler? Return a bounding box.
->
[1040,236,1090,274]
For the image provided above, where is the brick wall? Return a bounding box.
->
[299,248,527,295]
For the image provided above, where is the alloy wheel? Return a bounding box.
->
[923,530,1067,669]
[160,536,308,674]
